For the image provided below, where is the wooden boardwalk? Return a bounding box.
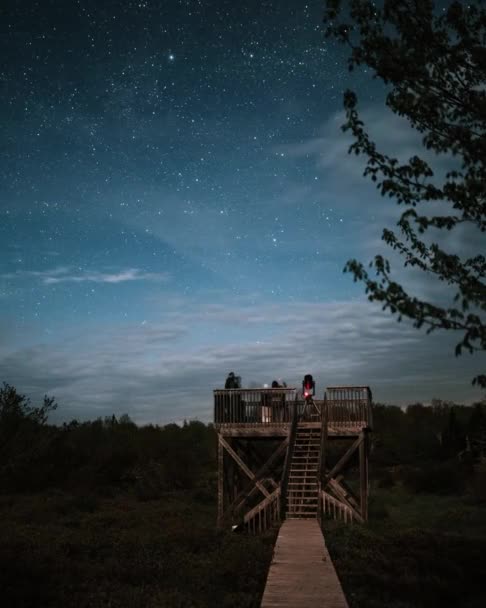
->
[260,519,349,608]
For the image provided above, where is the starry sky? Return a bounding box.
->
[1,0,484,424]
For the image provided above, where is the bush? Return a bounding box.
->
[401,461,466,496]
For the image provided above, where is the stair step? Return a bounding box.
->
[287,488,318,492]
[287,496,318,501]
[288,499,318,503]
[287,487,318,491]
[293,448,320,452]
[286,512,318,517]
[291,461,319,465]
[294,449,320,452]
[289,473,317,477]
[291,462,318,466]
[290,471,318,475]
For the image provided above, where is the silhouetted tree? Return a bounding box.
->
[0,383,58,489]
[442,407,466,457]
[323,0,486,386]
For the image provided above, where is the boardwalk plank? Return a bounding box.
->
[260,520,349,608]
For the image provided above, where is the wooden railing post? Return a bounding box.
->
[317,394,328,523]
[280,397,298,519]
[360,428,369,521]
[217,435,224,527]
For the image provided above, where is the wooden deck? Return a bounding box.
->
[260,520,349,608]
[217,422,366,438]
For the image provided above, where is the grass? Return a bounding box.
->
[0,490,276,608]
[2,483,486,607]
[323,484,486,608]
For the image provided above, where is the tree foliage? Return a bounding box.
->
[323,0,486,386]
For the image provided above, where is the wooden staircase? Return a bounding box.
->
[286,425,320,518]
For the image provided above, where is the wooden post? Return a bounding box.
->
[318,396,328,523]
[359,429,369,521]
[217,434,224,527]
[219,435,270,498]
[280,398,298,519]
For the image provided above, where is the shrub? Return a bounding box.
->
[401,461,466,496]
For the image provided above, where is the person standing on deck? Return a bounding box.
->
[271,380,287,421]
[225,372,239,389]
[224,372,242,422]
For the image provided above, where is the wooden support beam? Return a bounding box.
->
[231,438,288,514]
[360,429,369,521]
[265,477,278,490]
[217,434,224,527]
[246,440,266,469]
[327,478,364,523]
[335,477,359,509]
[318,398,328,522]
[319,399,328,485]
[323,434,363,486]
[219,435,270,499]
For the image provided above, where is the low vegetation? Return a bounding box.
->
[0,382,485,607]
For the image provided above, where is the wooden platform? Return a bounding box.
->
[260,519,349,608]
[216,423,365,438]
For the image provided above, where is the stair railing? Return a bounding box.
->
[320,489,354,523]
[280,396,299,519]
[317,394,328,523]
[244,487,281,534]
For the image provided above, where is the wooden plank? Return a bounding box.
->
[260,519,349,608]
[327,478,363,523]
[216,424,363,438]
[244,487,280,524]
[231,439,288,514]
[360,430,369,521]
[219,426,290,438]
[323,434,363,486]
[217,435,223,526]
[219,435,270,499]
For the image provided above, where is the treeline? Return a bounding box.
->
[1,382,485,499]
[370,400,486,500]
[372,399,486,465]
[0,383,217,498]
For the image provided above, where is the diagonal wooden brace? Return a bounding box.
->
[322,433,363,487]
[219,435,270,499]
[327,478,364,523]
[231,438,288,514]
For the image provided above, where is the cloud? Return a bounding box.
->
[1,297,484,425]
[1,267,169,285]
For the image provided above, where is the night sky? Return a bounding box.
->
[1,0,484,424]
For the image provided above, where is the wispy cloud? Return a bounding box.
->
[1,267,169,285]
[1,298,484,424]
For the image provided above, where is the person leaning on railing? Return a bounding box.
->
[271,380,286,422]
[223,372,243,422]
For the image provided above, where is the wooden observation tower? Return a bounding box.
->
[214,384,372,532]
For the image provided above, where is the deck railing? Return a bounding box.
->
[244,487,281,534]
[214,386,372,429]
[325,386,372,430]
[214,388,297,425]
